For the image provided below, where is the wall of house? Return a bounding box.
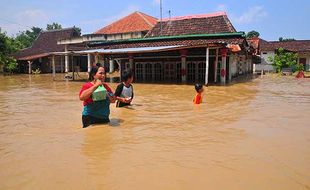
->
[106,32,143,41]
[253,51,275,72]
[298,53,310,71]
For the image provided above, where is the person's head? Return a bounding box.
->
[89,66,106,81]
[122,69,133,84]
[195,84,203,93]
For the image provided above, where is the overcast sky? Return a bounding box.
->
[0,0,309,41]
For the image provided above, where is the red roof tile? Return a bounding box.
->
[94,11,157,35]
[146,12,236,37]
[260,40,310,53]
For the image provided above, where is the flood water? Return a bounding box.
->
[0,74,309,190]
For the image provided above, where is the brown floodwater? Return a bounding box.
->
[0,74,309,190]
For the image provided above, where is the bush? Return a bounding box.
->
[268,48,298,72]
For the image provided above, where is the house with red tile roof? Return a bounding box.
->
[255,39,310,72]
[95,11,157,40]
[77,11,252,84]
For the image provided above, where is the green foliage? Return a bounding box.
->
[295,63,304,72]
[268,48,298,72]
[279,37,296,42]
[46,23,62,30]
[73,26,81,36]
[246,30,260,38]
[0,28,19,73]
[15,27,42,48]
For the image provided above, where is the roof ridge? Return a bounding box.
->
[42,27,75,33]
[136,11,156,28]
[161,11,226,22]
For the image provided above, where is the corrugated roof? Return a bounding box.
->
[94,11,157,35]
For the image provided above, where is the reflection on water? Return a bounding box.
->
[0,74,309,190]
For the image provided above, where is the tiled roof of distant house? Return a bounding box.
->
[94,11,158,35]
[260,39,310,53]
[145,12,236,37]
[14,28,80,60]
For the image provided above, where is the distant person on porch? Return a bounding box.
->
[79,65,116,128]
[115,69,134,107]
[193,84,204,104]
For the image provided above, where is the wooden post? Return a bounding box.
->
[228,54,233,82]
[205,47,209,85]
[65,45,69,72]
[180,49,187,83]
[220,48,227,85]
[109,59,114,73]
[214,48,219,83]
[87,54,91,72]
[28,61,32,74]
[60,56,64,73]
[52,55,56,80]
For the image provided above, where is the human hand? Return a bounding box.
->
[94,79,102,87]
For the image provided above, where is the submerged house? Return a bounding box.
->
[258,40,310,72]
[63,11,253,85]
[14,28,85,74]
[58,11,158,73]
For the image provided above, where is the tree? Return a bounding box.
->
[0,28,18,73]
[46,22,62,30]
[279,37,296,42]
[15,27,42,49]
[73,26,81,36]
[246,30,260,38]
[268,48,298,72]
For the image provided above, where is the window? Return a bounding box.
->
[299,58,306,65]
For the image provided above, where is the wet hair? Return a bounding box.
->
[195,84,203,92]
[89,66,104,81]
[122,69,133,82]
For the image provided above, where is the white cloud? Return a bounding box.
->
[232,6,268,24]
[0,9,51,36]
[216,4,227,12]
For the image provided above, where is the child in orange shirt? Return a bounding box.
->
[193,84,203,104]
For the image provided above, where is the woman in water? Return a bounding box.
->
[79,65,116,128]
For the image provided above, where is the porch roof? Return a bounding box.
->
[74,45,182,54]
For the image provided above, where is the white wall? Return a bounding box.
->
[260,51,275,65]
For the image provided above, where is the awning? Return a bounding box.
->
[74,45,183,54]
[17,53,50,61]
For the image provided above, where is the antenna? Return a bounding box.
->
[160,0,163,36]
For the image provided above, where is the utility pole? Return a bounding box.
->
[160,0,163,36]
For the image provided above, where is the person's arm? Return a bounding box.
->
[104,83,116,103]
[79,81,101,101]
[114,83,130,103]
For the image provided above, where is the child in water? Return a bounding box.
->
[115,69,134,107]
[193,84,203,104]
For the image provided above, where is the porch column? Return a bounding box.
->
[109,59,114,73]
[220,48,228,85]
[228,54,233,82]
[180,49,187,83]
[129,54,134,70]
[87,54,91,72]
[60,56,64,73]
[65,45,69,72]
[205,47,209,85]
[214,48,219,83]
[94,54,98,65]
[27,61,32,74]
[52,55,56,80]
